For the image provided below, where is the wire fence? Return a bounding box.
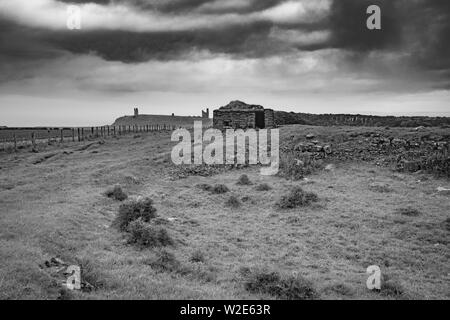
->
[0,124,212,152]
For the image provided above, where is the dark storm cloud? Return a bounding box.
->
[56,0,285,14]
[328,0,402,51]
[45,21,285,62]
[324,0,450,86]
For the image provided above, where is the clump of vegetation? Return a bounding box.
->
[255,183,272,191]
[76,257,111,291]
[323,282,355,297]
[445,218,450,231]
[211,184,230,194]
[113,197,157,231]
[126,219,174,248]
[145,249,181,273]
[380,279,405,298]
[395,207,421,217]
[277,187,318,209]
[236,174,252,185]
[244,269,319,300]
[190,250,206,263]
[225,195,241,209]
[104,184,128,201]
[278,152,323,180]
[196,183,213,192]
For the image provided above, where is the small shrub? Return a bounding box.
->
[190,250,206,263]
[114,197,157,231]
[277,187,318,209]
[126,219,174,248]
[244,269,319,300]
[196,183,213,192]
[237,174,252,185]
[211,184,229,194]
[225,195,241,208]
[395,207,421,217]
[255,183,272,191]
[146,249,181,273]
[104,185,128,201]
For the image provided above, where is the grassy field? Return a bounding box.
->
[0,125,448,300]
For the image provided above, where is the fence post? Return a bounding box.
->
[72,128,75,142]
[31,132,36,150]
[13,133,17,152]
[47,130,51,145]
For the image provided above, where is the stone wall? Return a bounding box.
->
[213,109,276,130]
[264,109,275,128]
[213,110,256,130]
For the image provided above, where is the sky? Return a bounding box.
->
[0,0,449,126]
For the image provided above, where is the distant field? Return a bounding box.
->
[0,124,448,300]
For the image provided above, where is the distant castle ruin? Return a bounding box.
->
[133,108,139,117]
[202,108,210,119]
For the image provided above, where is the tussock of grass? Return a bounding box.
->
[244,269,319,300]
[225,195,241,208]
[190,250,206,263]
[104,185,128,201]
[380,279,405,298]
[255,183,271,191]
[444,218,450,231]
[236,174,252,185]
[126,219,174,248]
[77,258,110,291]
[145,250,181,273]
[114,197,157,231]
[211,184,229,194]
[395,207,421,217]
[277,187,318,209]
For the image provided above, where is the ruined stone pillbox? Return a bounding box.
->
[213,100,275,130]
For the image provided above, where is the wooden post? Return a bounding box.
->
[77,128,80,142]
[82,128,85,141]
[60,129,63,143]
[31,132,36,150]
[91,127,94,137]
[72,128,75,142]
[48,130,51,145]
[13,133,17,152]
